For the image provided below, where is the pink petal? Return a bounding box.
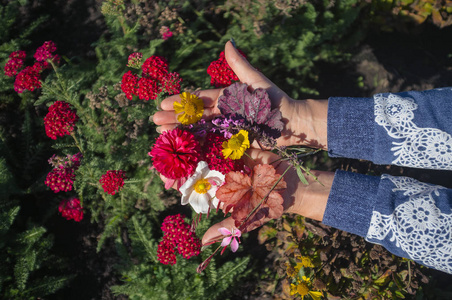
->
[220,236,232,247]
[230,237,239,252]
[218,227,232,236]
[233,228,241,238]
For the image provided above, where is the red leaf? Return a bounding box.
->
[216,164,286,231]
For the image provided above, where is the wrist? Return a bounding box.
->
[284,170,335,221]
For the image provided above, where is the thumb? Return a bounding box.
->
[224,41,272,88]
[201,217,236,246]
[224,41,289,105]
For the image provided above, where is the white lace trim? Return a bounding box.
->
[366,175,452,273]
[374,93,452,170]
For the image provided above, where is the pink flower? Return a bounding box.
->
[34,41,57,62]
[219,227,241,252]
[161,72,182,95]
[121,71,138,100]
[141,55,168,82]
[160,26,173,40]
[9,50,26,59]
[207,50,246,88]
[136,76,160,101]
[13,66,41,93]
[44,101,79,139]
[99,170,127,195]
[58,198,84,222]
[149,128,201,180]
[127,52,143,69]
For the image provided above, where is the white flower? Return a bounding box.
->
[179,161,225,214]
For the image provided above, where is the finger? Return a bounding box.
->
[225,41,289,105]
[224,41,272,89]
[202,217,236,246]
[160,89,222,111]
[153,107,220,125]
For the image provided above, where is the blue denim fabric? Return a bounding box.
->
[322,170,380,237]
[327,87,452,169]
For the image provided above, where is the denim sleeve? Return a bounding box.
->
[323,170,452,274]
[327,88,452,170]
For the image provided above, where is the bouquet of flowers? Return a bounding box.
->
[149,53,320,272]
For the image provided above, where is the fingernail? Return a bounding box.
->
[230,38,237,48]
[149,114,154,122]
[156,127,161,133]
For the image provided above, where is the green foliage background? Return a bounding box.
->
[0,0,451,299]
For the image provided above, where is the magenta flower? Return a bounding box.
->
[218,227,241,252]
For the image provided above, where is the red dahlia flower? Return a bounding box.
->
[149,128,200,180]
[99,170,127,195]
[59,198,84,222]
[44,101,79,139]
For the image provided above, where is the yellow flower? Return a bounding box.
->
[290,276,323,300]
[222,129,250,160]
[173,92,204,125]
[295,255,314,268]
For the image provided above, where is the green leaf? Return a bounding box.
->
[296,165,309,185]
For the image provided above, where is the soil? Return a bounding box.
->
[11,1,452,299]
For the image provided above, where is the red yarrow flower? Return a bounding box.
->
[4,58,24,77]
[59,198,84,222]
[9,50,26,59]
[157,239,177,265]
[157,214,201,265]
[207,49,246,88]
[121,70,138,100]
[161,72,182,95]
[44,101,79,140]
[45,167,76,193]
[34,41,57,62]
[141,55,169,82]
[136,77,161,101]
[45,152,82,193]
[14,66,41,93]
[149,128,200,180]
[160,26,173,40]
[99,170,127,195]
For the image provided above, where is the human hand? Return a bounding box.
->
[153,41,329,150]
[201,148,335,246]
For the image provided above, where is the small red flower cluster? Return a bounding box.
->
[201,133,244,175]
[59,197,84,222]
[45,153,82,193]
[207,49,246,88]
[99,170,127,195]
[120,55,182,101]
[4,51,26,77]
[44,101,79,140]
[34,41,60,63]
[157,214,201,265]
[4,41,59,93]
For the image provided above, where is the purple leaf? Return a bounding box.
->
[218,83,284,133]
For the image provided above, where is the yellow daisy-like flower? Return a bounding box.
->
[173,92,204,125]
[290,276,323,300]
[295,255,314,268]
[222,129,250,160]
